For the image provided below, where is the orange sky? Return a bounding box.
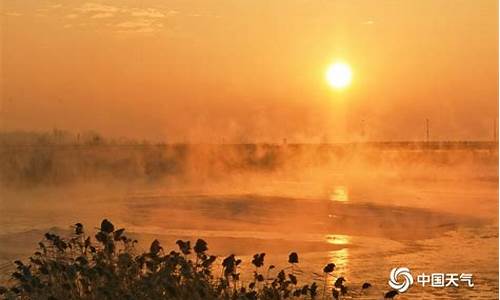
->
[1,0,498,142]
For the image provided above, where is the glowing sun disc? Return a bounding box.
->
[326,62,352,89]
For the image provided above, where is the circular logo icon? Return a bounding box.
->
[389,267,414,293]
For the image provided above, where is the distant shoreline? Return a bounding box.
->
[0,141,498,151]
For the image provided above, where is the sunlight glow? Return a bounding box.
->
[325,234,351,245]
[326,62,352,89]
[330,186,349,202]
[327,248,350,287]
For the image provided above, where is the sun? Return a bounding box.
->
[326,62,352,89]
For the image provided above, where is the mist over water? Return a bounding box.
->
[0,142,498,298]
[1,1,497,298]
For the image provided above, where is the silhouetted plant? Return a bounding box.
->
[288,252,299,264]
[0,220,360,300]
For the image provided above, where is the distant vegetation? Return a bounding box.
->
[0,130,497,187]
[0,220,368,300]
[0,130,285,186]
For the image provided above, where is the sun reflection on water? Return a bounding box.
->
[327,248,350,286]
[330,186,349,202]
[325,234,351,245]
[325,234,351,286]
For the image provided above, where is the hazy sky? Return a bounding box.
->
[1,0,498,142]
